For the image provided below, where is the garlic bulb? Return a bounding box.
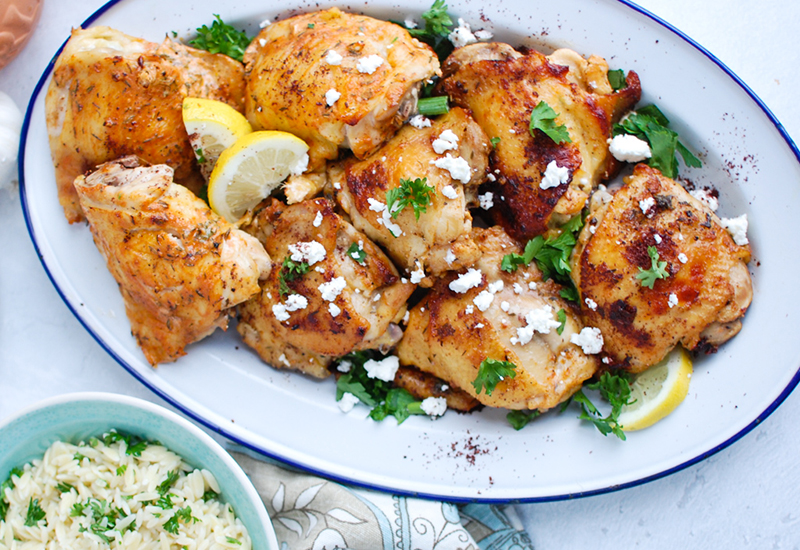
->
[0,91,23,189]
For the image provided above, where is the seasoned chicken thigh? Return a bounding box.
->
[243,8,440,170]
[331,106,489,285]
[439,43,640,241]
[396,227,599,411]
[571,164,753,372]
[73,156,270,366]
[237,198,414,378]
[46,26,246,223]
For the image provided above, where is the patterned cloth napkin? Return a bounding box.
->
[232,451,534,550]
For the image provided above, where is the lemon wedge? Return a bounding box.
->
[182,97,253,178]
[617,346,693,431]
[207,131,309,222]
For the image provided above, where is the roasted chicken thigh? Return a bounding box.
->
[73,156,270,366]
[439,43,640,241]
[571,164,753,372]
[46,26,246,223]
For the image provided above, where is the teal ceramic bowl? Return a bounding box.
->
[0,392,278,549]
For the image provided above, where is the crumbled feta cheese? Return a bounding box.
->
[639,196,655,216]
[445,248,456,265]
[402,310,410,324]
[259,38,267,47]
[689,188,719,211]
[357,54,384,74]
[409,114,432,129]
[338,392,360,413]
[420,396,447,417]
[441,185,458,199]
[608,134,652,163]
[319,276,347,301]
[337,359,352,373]
[524,306,561,336]
[486,173,496,182]
[284,294,308,312]
[329,303,341,317]
[448,18,477,48]
[272,303,290,322]
[570,327,604,354]
[410,262,425,284]
[513,283,523,294]
[313,211,323,227]
[528,281,537,290]
[259,19,271,28]
[474,29,493,41]
[479,192,494,210]
[432,129,460,154]
[404,17,417,29]
[473,290,494,312]
[449,268,483,293]
[290,153,309,176]
[324,48,343,64]
[368,198,385,212]
[585,297,598,311]
[719,214,749,245]
[278,353,291,367]
[433,154,471,183]
[325,88,341,106]
[288,241,327,265]
[668,293,679,309]
[364,355,400,382]
[500,301,510,312]
[380,209,403,237]
[487,280,504,294]
[678,252,688,264]
[540,161,570,190]
[474,323,484,328]
[654,234,662,244]
[333,181,341,190]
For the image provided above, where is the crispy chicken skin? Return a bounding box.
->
[393,366,481,412]
[73,156,270,366]
[331,106,489,285]
[243,8,440,170]
[439,43,640,241]
[396,227,598,410]
[237,198,414,378]
[46,26,246,223]
[572,164,753,372]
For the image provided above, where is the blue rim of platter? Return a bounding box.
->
[18,0,800,504]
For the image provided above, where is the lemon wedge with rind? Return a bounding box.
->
[617,346,693,431]
[208,131,309,223]
[182,97,252,179]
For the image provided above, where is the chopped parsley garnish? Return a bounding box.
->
[607,69,627,91]
[115,465,127,476]
[73,499,131,542]
[347,242,367,265]
[126,440,148,457]
[195,148,207,164]
[202,489,219,501]
[472,358,517,396]
[417,96,449,116]
[394,0,455,61]
[101,430,150,457]
[613,104,702,178]
[157,470,180,495]
[24,498,46,526]
[636,246,669,289]
[490,137,502,148]
[226,537,243,545]
[335,351,424,424]
[74,452,86,462]
[57,482,75,493]
[385,177,435,220]
[307,23,315,29]
[155,493,175,510]
[189,15,252,63]
[0,471,20,520]
[500,214,584,301]
[279,256,310,296]
[529,101,572,144]
[556,308,567,335]
[566,372,634,440]
[506,409,540,430]
[163,507,199,535]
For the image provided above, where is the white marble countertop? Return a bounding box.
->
[1,1,798,547]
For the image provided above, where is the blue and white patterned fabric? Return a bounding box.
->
[233,452,534,550]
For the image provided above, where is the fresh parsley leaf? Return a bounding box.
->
[157,471,180,495]
[126,440,148,457]
[473,358,517,396]
[569,372,633,440]
[335,351,393,407]
[24,498,46,527]
[613,104,701,178]
[88,437,99,448]
[164,506,199,534]
[385,177,435,220]
[506,409,540,430]
[529,101,571,144]
[369,388,423,424]
[155,493,175,510]
[57,482,75,493]
[347,242,367,265]
[279,256,310,297]
[490,137,502,148]
[556,309,567,335]
[607,69,627,91]
[226,537,243,545]
[202,489,219,501]
[195,148,207,164]
[189,15,252,63]
[307,23,315,29]
[395,0,455,61]
[70,502,87,517]
[636,246,669,289]
[74,453,86,462]
[116,465,127,476]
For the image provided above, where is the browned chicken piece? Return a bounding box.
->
[46,26,246,223]
[571,164,753,373]
[73,156,270,366]
[330,107,489,285]
[396,226,599,411]
[237,198,414,378]
[393,366,481,412]
[243,8,440,170]
[439,43,641,241]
